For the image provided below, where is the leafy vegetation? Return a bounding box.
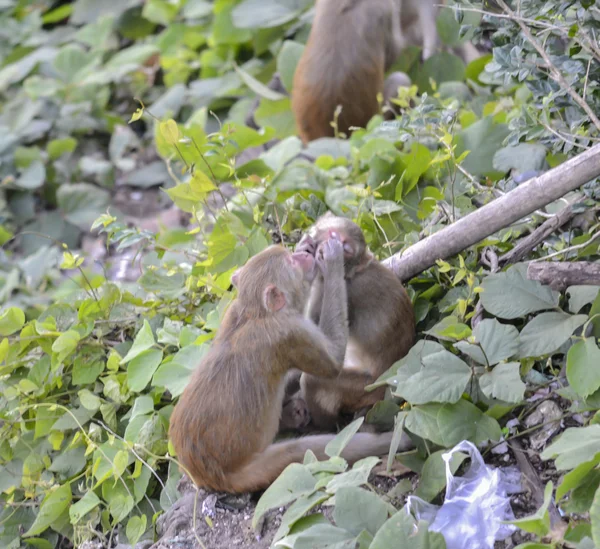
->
[0,0,599,548]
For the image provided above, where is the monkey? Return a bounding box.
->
[169,244,412,493]
[291,213,416,430]
[291,0,481,143]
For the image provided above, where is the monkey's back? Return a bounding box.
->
[169,316,287,491]
[291,0,393,142]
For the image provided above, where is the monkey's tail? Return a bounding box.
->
[225,432,392,493]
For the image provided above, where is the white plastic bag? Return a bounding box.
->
[404,440,520,549]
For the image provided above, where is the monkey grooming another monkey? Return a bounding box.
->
[293,213,416,429]
[169,243,411,493]
[291,0,480,143]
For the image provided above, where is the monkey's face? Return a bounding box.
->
[234,246,316,313]
[311,217,366,263]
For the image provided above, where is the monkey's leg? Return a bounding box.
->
[225,432,394,493]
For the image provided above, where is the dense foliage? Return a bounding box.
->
[0,0,599,548]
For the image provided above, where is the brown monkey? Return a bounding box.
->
[291,0,480,143]
[295,213,416,429]
[169,244,410,493]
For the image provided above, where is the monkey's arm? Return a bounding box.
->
[288,319,346,378]
[316,245,349,365]
[305,276,324,325]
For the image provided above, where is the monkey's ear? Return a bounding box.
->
[231,268,241,287]
[263,284,286,312]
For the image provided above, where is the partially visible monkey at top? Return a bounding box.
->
[285,213,416,430]
[292,0,480,143]
[169,241,413,493]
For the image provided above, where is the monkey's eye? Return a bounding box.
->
[343,242,354,255]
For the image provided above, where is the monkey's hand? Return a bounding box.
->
[295,234,316,256]
[316,237,344,279]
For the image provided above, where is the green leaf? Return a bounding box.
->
[509,482,552,536]
[567,339,600,399]
[277,40,305,92]
[24,483,72,537]
[273,492,330,543]
[326,457,380,494]
[493,143,547,174]
[127,349,163,392]
[415,449,467,502]
[455,116,510,177]
[253,464,316,528]
[395,348,471,405]
[234,65,286,101]
[541,425,600,470]
[69,490,101,524]
[414,52,466,95]
[159,119,180,146]
[479,362,526,403]
[519,312,587,358]
[78,389,101,411]
[231,0,310,29]
[16,161,46,190]
[0,307,25,336]
[47,138,77,160]
[455,318,519,366]
[126,515,148,546]
[370,511,446,549]
[325,418,364,458]
[120,320,155,364]
[56,183,111,231]
[333,486,389,536]
[480,264,560,319]
[52,330,81,363]
[557,458,600,501]
[568,286,600,314]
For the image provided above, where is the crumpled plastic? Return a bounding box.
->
[403,440,521,549]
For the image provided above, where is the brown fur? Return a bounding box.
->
[169,245,409,493]
[291,0,480,143]
[296,213,416,429]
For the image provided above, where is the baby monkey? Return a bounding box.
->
[288,213,416,430]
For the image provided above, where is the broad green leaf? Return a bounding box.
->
[370,511,446,549]
[568,286,600,314]
[493,143,547,173]
[455,319,519,366]
[277,40,305,92]
[455,116,509,176]
[56,183,111,230]
[231,0,310,29]
[52,330,81,363]
[0,307,25,336]
[541,425,600,470]
[480,264,559,319]
[326,457,380,494]
[396,349,471,405]
[47,138,77,160]
[519,312,587,358]
[479,362,526,403]
[273,492,330,543]
[253,464,316,528]
[24,483,72,537]
[78,389,101,411]
[278,523,357,549]
[415,52,466,95]
[234,65,286,101]
[557,458,600,501]
[509,482,552,536]
[437,399,502,446]
[333,486,389,536]
[126,515,148,546]
[415,449,467,502]
[255,98,297,138]
[16,161,45,190]
[159,119,180,146]
[69,490,101,524]
[325,418,364,458]
[127,349,163,392]
[567,339,600,399]
[120,320,155,364]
